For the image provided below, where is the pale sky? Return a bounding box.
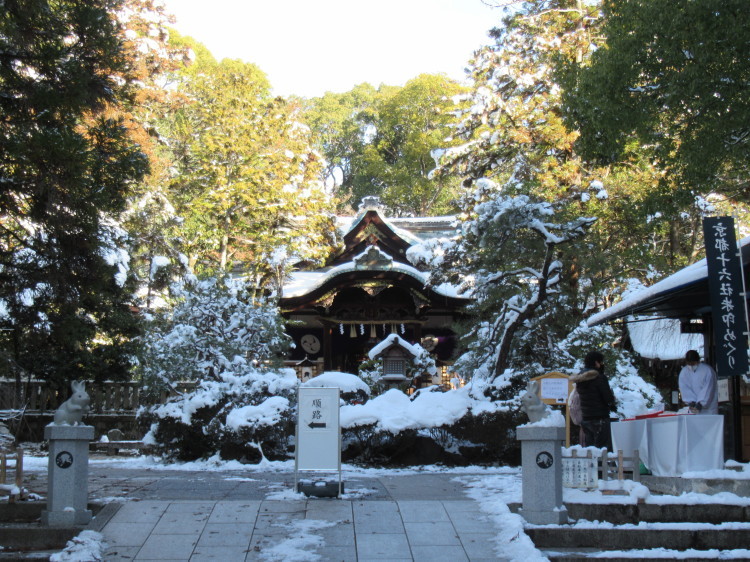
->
[161,0,503,98]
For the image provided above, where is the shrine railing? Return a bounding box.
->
[0,380,196,414]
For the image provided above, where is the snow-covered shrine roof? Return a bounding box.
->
[588,235,750,326]
[282,245,465,300]
[367,334,421,360]
[336,214,457,244]
[281,197,468,304]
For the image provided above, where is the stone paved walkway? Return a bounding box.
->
[26,464,511,561]
[102,498,502,561]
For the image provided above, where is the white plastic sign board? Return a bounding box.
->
[541,377,569,404]
[296,387,340,471]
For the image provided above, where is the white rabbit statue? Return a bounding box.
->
[520,380,549,423]
[53,380,91,425]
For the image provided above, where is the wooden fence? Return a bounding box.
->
[0,380,197,414]
[0,380,200,441]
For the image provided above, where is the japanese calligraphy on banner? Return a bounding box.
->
[702,217,750,377]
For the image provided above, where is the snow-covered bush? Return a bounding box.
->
[141,368,298,462]
[301,371,370,405]
[357,358,387,396]
[339,386,523,465]
[137,276,297,461]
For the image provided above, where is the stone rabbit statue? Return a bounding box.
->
[53,380,91,425]
[520,380,549,423]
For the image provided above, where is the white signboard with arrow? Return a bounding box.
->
[295,387,341,493]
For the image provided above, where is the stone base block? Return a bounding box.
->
[297,480,344,497]
[518,507,568,525]
[41,508,92,527]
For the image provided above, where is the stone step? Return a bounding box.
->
[527,526,750,551]
[0,525,78,551]
[509,501,750,524]
[543,550,737,562]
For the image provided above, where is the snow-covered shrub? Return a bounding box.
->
[339,386,523,465]
[137,276,291,394]
[141,368,298,461]
[357,358,387,396]
[301,371,370,405]
[137,276,297,461]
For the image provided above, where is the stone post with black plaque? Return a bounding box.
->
[42,424,95,526]
[516,425,568,524]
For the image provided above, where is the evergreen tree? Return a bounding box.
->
[568,0,750,202]
[116,2,194,310]
[304,75,467,216]
[411,179,595,384]
[434,0,714,320]
[353,74,468,216]
[166,58,336,285]
[302,82,378,205]
[0,0,148,385]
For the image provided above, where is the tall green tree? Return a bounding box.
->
[435,0,603,202]
[567,0,750,202]
[302,82,378,202]
[434,0,711,318]
[167,58,336,286]
[0,0,148,385]
[355,74,468,216]
[116,4,194,310]
[305,75,467,216]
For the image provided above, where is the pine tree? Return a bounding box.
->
[412,179,595,383]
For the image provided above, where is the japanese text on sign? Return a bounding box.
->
[702,217,750,377]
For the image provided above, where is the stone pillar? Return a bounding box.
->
[516,425,568,525]
[42,424,95,526]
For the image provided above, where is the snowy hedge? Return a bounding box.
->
[339,385,525,465]
[141,368,299,462]
[137,276,298,461]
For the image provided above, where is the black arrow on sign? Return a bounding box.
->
[308,422,327,429]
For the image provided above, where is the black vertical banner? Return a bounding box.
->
[703,216,750,377]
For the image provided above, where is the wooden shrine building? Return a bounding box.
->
[279,197,470,386]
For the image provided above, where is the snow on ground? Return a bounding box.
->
[49,530,107,562]
[258,519,338,561]
[25,453,750,561]
[587,548,750,559]
[457,473,547,561]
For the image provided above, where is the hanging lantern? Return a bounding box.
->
[349,324,356,338]
[370,324,377,338]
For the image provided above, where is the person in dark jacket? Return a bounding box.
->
[569,350,617,449]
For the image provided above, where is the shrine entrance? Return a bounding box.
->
[280,197,469,384]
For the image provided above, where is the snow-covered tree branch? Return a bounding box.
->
[413,179,595,384]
